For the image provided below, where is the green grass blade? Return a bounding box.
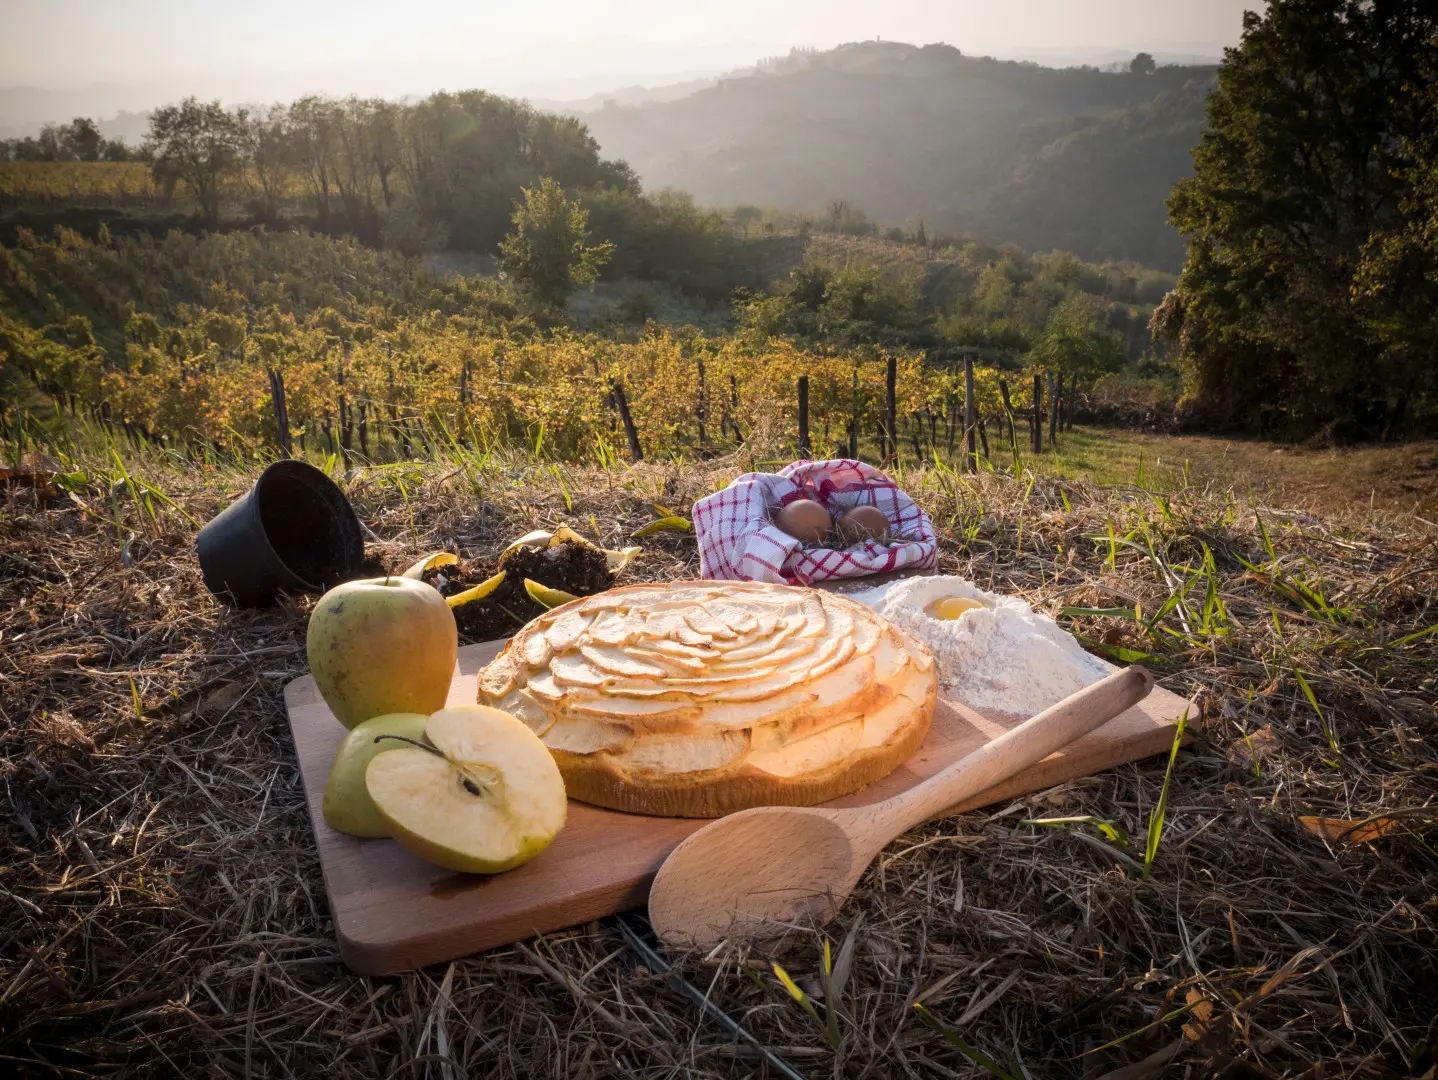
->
[1075,635,1167,664]
[1144,709,1188,878]
[1022,815,1130,847]
[1062,606,1138,620]
[1293,667,1340,760]
[1388,622,1438,649]
[913,1004,1020,1080]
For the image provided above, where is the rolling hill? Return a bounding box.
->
[581,41,1214,270]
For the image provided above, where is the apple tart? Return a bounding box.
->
[477,580,937,817]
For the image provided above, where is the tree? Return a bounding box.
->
[1158,0,1438,436]
[1027,296,1126,384]
[63,118,104,161]
[1129,52,1156,76]
[497,177,613,309]
[732,204,764,235]
[1351,68,1438,437]
[242,105,291,222]
[288,96,342,225]
[145,98,248,224]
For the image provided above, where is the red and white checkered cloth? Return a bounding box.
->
[694,459,938,584]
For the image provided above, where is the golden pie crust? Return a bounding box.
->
[476,580,937,817]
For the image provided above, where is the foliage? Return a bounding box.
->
[1158,0,1438,438]
[736,261,924,348]
[0,226,1089,464]
[145,98,248,225]
[497,178,613,309]
[584,187,770,302]
[1,92,789,302]
[1350,69,1438,430]
[0,117,136,163]
[1024,295,1127,381]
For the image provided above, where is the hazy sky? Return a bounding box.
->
[1,1,1254,108]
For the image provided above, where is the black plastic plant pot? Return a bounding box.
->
[196,460,364,608]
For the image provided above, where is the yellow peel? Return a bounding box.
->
[606,546,642,571]
[499,529,563,563]
[499,526,591,564]
[447,570,506,608]
[402,551,458,580]
[549,526,592,548]
[633,516,692,537]
[525,578,579,610]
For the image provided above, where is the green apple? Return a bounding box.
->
[306,576,457,729]
[365,705,567,874]
[322,712,431,837]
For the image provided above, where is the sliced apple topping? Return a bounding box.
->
[476,581,939,815]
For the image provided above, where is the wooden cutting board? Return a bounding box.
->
[286,640,1195,975]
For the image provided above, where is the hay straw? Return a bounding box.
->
[2,448,1435,1076]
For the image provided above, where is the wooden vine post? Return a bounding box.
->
[1049,371,1060,447]
[797,375,811,459]
[266,367,291,458]
[696,353,708,452]
[963,355,977,472]
[385,343,408,458]
[611,379,644,463]
[848,363,860,459]
[1032,373,1043,454]
[337,349,352,464]
[884,351,897,460]
[729,373,743,446]
[998,377,1014,451]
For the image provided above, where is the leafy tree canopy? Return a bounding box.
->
[145,98,247,224]
[497,177,614,310]
[1158,0,1438,438]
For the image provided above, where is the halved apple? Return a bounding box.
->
[322,712,430,837]
[365,705,567,874]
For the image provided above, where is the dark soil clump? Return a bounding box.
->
[421,541,611,642]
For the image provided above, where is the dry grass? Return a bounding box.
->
[2,442,1436,1078]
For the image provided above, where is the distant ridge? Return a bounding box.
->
[582,41,1214,270]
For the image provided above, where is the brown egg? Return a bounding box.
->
[775,499,833,543]
[837,505,890,545]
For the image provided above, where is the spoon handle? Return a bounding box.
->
[856,666,1156,843]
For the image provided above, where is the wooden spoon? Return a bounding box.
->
[649,665,1155,948]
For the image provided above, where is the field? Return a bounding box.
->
[1038,428,1438,518]
[2,426,1435,1078]
[0,162,160,207]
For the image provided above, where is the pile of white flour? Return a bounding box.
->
[846,575,1113,715]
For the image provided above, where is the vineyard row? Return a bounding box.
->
[8,316,1069,466]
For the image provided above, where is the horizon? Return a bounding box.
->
[0,0,1251,131]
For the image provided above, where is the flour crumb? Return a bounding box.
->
[847,575,1113,715]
